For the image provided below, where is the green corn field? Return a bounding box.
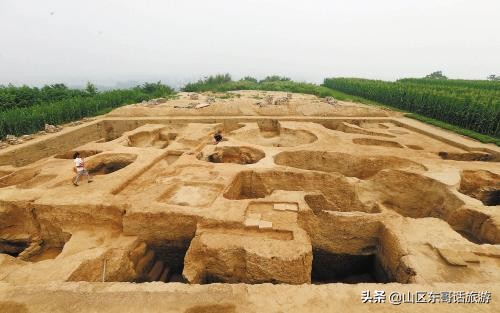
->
[323,78,500,138]
[3,76,499,144]
[0,82,174,138]
[397,78,500,91]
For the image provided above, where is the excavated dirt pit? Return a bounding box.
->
[125,130,177,149]
[459,170,500,206]
[55,150,102,159]
[0,168,49,188]
[159,182,224,207]
[86,153,137,175]
[311,249,390,284]
[16,174,57,189]
[304,193,380,213]
[353,138,405,148]
[223,170,366,213]
[0,240,29,257]
[484,190,500,206]
[231,123,318,147]
[439,151,498,162]
[319,121,396,138]
[199,146,265,165]
[0,93,499,311]
[0,228,70,262]
[406,144,424,150]
[0,168,36,187]
[274,151,426,179]
[136,241,191,283]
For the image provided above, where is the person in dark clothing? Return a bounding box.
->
[213,131,223,144]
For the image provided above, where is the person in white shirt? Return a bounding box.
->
[73,152,93,186]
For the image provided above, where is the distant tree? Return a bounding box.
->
[204,73,232,84]
[41,83,90,102]
[182,74,232,92]
[47,83,68,90]
[136,81,174,96]
[425,71,448,80]
[241,76,258,83]
[260,75,291,83]
[85,82,97,94]
[487,74,500,81]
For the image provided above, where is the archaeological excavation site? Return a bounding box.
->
[0,91,499,312]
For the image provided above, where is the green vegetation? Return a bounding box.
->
[182,74,292,92]
[323,78,500,139]
[183,74,233,92]
[397,78,500,91]
[5,73,498,147]
[0,83,91,111]
[182,74,377,104]
[182,74,500,145]
[487,74,500,81]
[424,71,448,80]
[85,82,97,95]
[406,113,500,146]
[0,82,174,138]
[242,76,258,83]
[259,75,291,83]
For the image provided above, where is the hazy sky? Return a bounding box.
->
[1,0,499,87]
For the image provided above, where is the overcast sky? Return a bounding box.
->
[1,0,499,87]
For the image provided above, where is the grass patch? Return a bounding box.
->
[406,113,500,146]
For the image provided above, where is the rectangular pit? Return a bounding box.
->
[0,240,29,257]
[136,240,192,283]
[158,182,224,207]
[311,249,392,284]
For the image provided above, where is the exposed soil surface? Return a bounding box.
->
[0,91,499,312]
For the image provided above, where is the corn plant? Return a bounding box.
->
[0,83,174,138]
[323,78,500,138]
